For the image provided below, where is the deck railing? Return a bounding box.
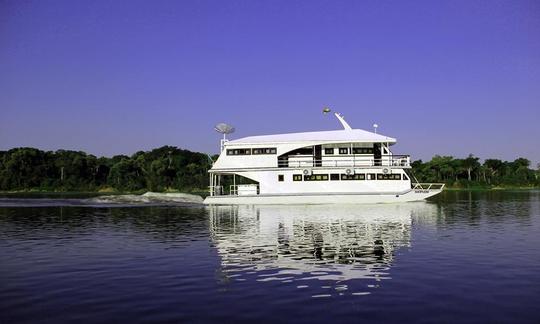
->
[208,184,259,196]
[278,155,410,168]
[412,183,446,191]
[209,185,223,196]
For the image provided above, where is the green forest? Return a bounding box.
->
[0,146,213,192]
[411,154,539,188]
[0,147,538,193]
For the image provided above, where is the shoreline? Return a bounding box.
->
[1,187,538,198]
[443,187,540,191]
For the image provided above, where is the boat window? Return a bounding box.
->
[288,147,313,155]
[278,174,284,182]
[352,148,374,154]
[293,174,302,181]
[367,173,376,180]
[226,148,252,155]
[304,174,329,181]
[403,174,409,180]
[341,174,366,180]
[339,148,349,155]
[325,148,334,155]
[330,173,340,181]
[253,147,277,155]
[377,174,402,180]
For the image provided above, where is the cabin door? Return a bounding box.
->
[314,145,322,167]
[373,143,382,166]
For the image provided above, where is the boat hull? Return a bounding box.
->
[203,189,442,205]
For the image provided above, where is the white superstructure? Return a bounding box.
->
[204,112,443,205]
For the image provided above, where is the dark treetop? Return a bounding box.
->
[0,146,213,192]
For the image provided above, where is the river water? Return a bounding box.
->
[1,191,539,323]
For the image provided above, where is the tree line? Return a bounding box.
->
[411,154,540,188]
[0,147,538,192]
[0,146,213,192]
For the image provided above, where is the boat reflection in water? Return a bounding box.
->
[209,203,438,297]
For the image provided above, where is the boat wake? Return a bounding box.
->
[87,192,204,206]
[0,192,204,208]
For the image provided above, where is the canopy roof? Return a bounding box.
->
[227,128,396,146]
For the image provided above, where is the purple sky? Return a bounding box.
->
[1,0,539,164]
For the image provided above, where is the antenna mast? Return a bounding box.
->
[322,107,352,130]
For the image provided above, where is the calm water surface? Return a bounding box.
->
[1,191,539,323]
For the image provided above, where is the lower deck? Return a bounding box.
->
[207,167,444,204]
[204,187,444,205]
[210,168,411,196]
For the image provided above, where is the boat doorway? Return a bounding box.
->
[314,145,322,167]
[373,143,382,166]
[210,173,259,196]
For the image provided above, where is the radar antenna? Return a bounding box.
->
[214,123,235,152]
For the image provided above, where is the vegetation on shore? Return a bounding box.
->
[0,147,538,193]
[411,154,540,189]
[0,146,213,193]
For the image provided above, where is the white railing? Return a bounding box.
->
[279,155,410,168]
[208,184,259,196]
[209,185,224,196]
[412,183,445,191]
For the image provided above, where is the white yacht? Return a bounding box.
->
[204,112,443,205]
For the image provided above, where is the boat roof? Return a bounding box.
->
[227,128,396,145]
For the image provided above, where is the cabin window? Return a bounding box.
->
[352,148,374,154]
[253,147,277,155]
[278,174,284,182]
[293,174,302,181]
[403,174,409,180]
[339,148,349,155]
[341,174,366,180]
[304,174,329,181]
[325,148,334,155]
[377,174,402,180]
[367,173,376,180]
[289,147,313,155]
[226,148,251,155]
[330,173,340,181]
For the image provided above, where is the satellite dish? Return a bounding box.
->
[214,123,235,152]
[214,123,235,135]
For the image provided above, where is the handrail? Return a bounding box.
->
[208,185,223,196]
[210,184,260,196]
[278,155,410,168]
[412,183,445,190]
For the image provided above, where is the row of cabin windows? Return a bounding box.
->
[228,147,373,156]
[324,148,374,155]
[227,147,277,155]
[290,173,407,181]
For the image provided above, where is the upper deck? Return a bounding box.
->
[211,112,409,171]
[227,128,396,146]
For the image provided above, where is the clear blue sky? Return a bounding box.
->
[1,0,539,164]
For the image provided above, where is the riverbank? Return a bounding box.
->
[443,186,540,191]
